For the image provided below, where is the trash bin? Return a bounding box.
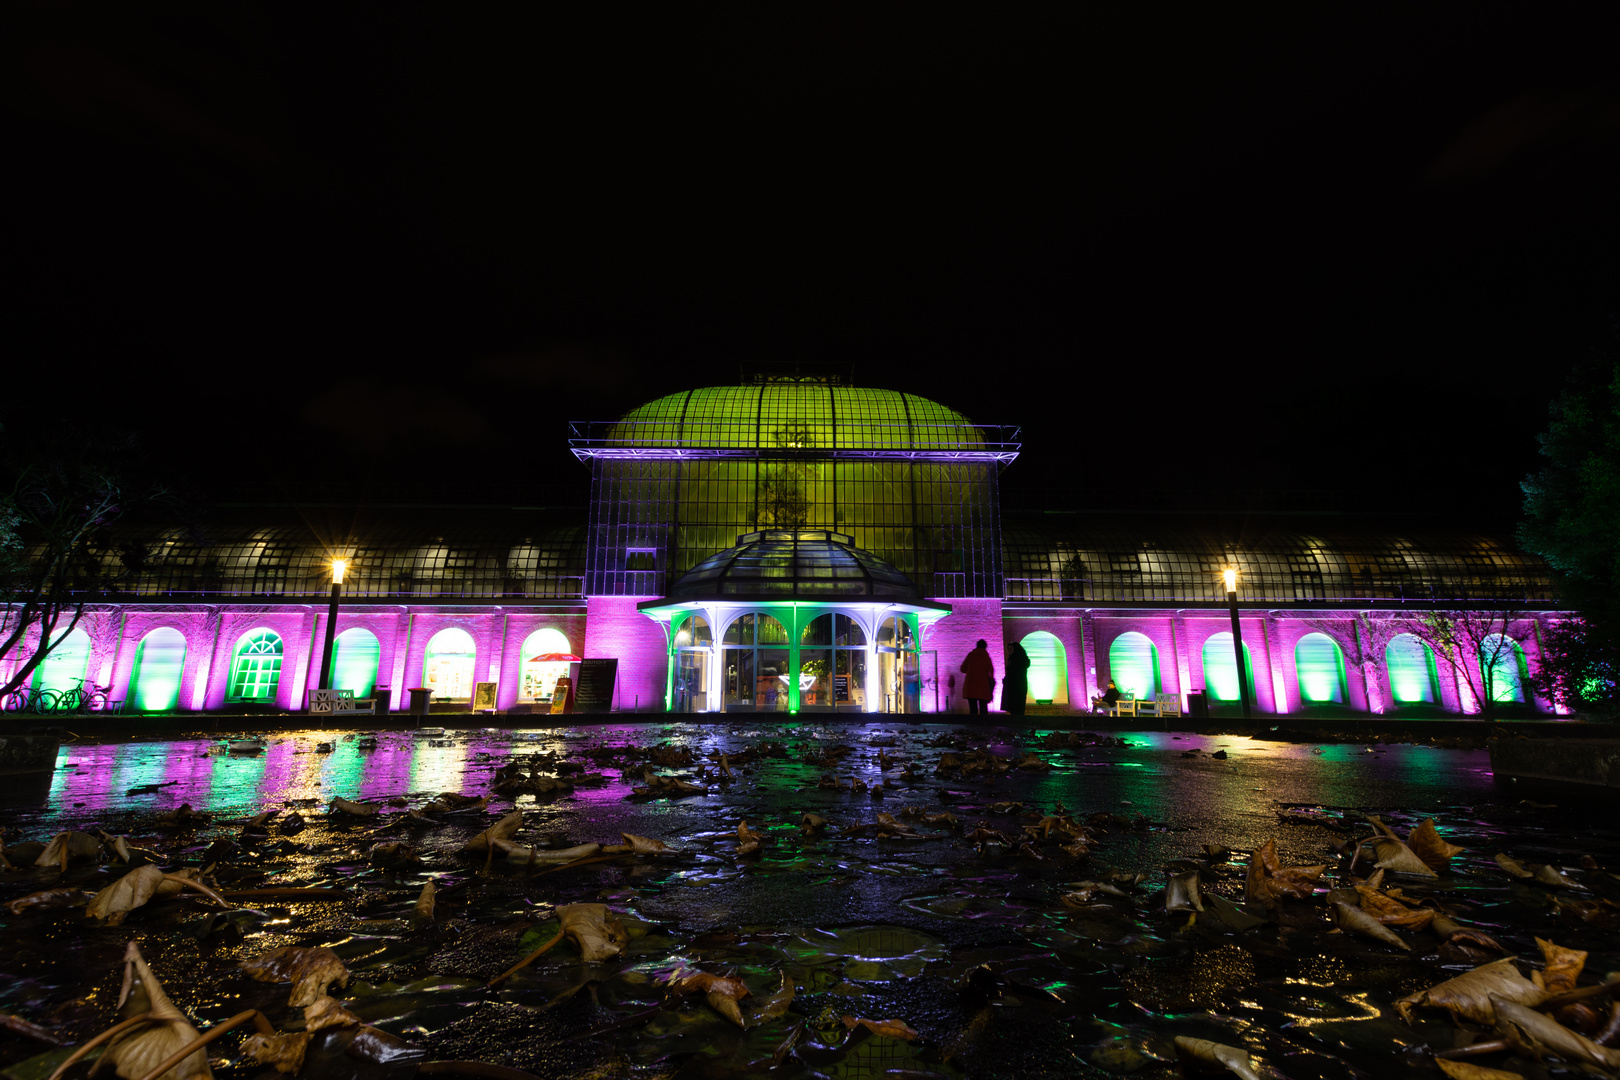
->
[373,686,391,714]
[407,687,433,716]
[1187,690,1208,719]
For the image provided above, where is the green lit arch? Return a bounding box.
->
[330,627,381,698]
[1202,632,1254,702]
[1294,632,1347,704]
[130,627,188,712]
[1108,631,1160,699]
[1020,631,1068,704]
[228,628,283,702]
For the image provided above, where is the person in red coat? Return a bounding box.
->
[960,639,995,716]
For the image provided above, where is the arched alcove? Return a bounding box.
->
[1294,632,1346,704]
[424,627,477,701]
[129,628,187,713]
[1108,631,1160,699]
[1021,631,1068,704]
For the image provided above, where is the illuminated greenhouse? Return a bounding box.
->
[0,375,1569,717]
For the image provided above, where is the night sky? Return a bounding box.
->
[7,6,1619,526]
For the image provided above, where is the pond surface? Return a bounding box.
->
[1,723,1616,1080]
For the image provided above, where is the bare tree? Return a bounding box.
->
[1404,609,1530,720]
[1,427,171,701]
[1300,611,1421,713]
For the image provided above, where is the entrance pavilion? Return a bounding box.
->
[637,529,950,713]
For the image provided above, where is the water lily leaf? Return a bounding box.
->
[1409,819,1465,869]
[98,834,134,863]
[1245,840,1326,905]
[6,887,91,915]
[1352,886,1435,930]
[1165,870,1203,913]
[1172,1036,1262,1080]
[556,903,627,961]
[1333,901,1410,950]
[87,866,168,925]
[1434,1060,1524,1080]
[840,1016,919,1041]
[241,947,351,1007]
[1495,853,1532,879]
[239,1032,311,1075]
[303,995,362,1032]
[461,811,522,852]
[414,880,435,923]
[105,943,211,1080]
[735,820,765,857]
[1492,996,1620,1068]
[1395,958,1548,1024]
[329,798,379,817]
[37,832,101,873]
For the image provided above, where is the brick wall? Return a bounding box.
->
[922,597,1005,712]
[583,596,668,711]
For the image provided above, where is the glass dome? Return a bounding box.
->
[665,530,923,601]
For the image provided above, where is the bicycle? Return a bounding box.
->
[1,686,61,713]
[56,677,111,713]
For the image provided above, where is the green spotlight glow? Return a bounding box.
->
[1294,633,1345,703]
[130,628,187,712]
[1021,631,1066,703]
[1108,632,1159,698]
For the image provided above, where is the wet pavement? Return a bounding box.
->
[1,722,1617,1080]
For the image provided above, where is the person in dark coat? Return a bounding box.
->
[1002,640,1030,716]
[960,639,995,716]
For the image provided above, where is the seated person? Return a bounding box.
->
[1090,680,1122,713]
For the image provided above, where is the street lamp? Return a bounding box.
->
[1223,566,1253,719]
[317,558,347,693]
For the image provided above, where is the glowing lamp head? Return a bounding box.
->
[331,558,348,585]
[1222,567,1237,594]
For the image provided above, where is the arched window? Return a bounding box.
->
[1294,633,1346,704]
[1108,631,1160,699]
[330,628,381,698]
[35,627,91,696]
[129,628,187,712]
[1480,634,1527,703]
[1202,632,1255,702]
[1384,633,1438,704]
[1021,631,1068,704]
[229,629,284,702]
[800,613,868,711]
[424,627,477,701]
[721,612,790,712]
[520,627,574,703]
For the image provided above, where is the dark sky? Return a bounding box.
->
[6,5,1619,523]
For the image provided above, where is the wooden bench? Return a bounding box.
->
[1155,693,1182,718]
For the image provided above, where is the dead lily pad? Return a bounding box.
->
[602,833,668,854]
[1332,901,1409,951]
[304,995,363,1031]
[86,866,170,926]
[37,831,102,873]
[6,887,92,914]
[1492,996,1620,1068]
[1408,818,1465,869]
[239,1032,312,1075]
[674,971,752,1027]
[104,942,213,1080]
[461,810,522,853]
[241,947,351,1007]
[1394,957,1548,1024]
[329,798,379,817]
[556,903,628,961]
[1434,1061,1526,1080]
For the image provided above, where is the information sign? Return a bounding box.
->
[834,674,848,701]
[573,659,618,712]
[472,681,498,711]
[550,676,572,714]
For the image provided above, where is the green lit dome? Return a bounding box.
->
[611,383,982,450]
[668,529,923,601]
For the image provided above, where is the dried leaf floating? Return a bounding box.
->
[413,880,436,922]
[103,943,212,1080]
[1164,870,1203,913]
[1394,958,1549,1025]
[1352,886,1435,930]
[601,834,668,855]
[1408,818,1465,869]
[746,973,794,1028]
[1491,997,1620,1068]
[840,1016,919,1041]
[1532,864,1584,890]
[329,798,379,817]
[461,811,523,853]
[1332,902,1410,951]
[303,996,362,1032]
[37,831,102,873]
[1362,835,1437,877]
[7,888,92,914]
[1244,840,1326,906]
[1434,1062,1525,1080]
[1172,1036,1263,1080]
[673,972,752,1027]
[490,840,600,864]
[240,947,350,1008]
[1204,893,1268,930]
[239,1032,311,1075]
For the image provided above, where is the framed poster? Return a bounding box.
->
[472,681,498,711]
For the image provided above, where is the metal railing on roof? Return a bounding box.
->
[568,420,1022,463]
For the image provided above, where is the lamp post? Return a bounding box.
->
[1223,567,1252,720]
[317,559,347,693]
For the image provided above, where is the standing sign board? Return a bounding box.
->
[573,659,618,712]
[471,681,498,712]
[549,676,573,714]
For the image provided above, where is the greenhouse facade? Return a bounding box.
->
[1,376,1567,717]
